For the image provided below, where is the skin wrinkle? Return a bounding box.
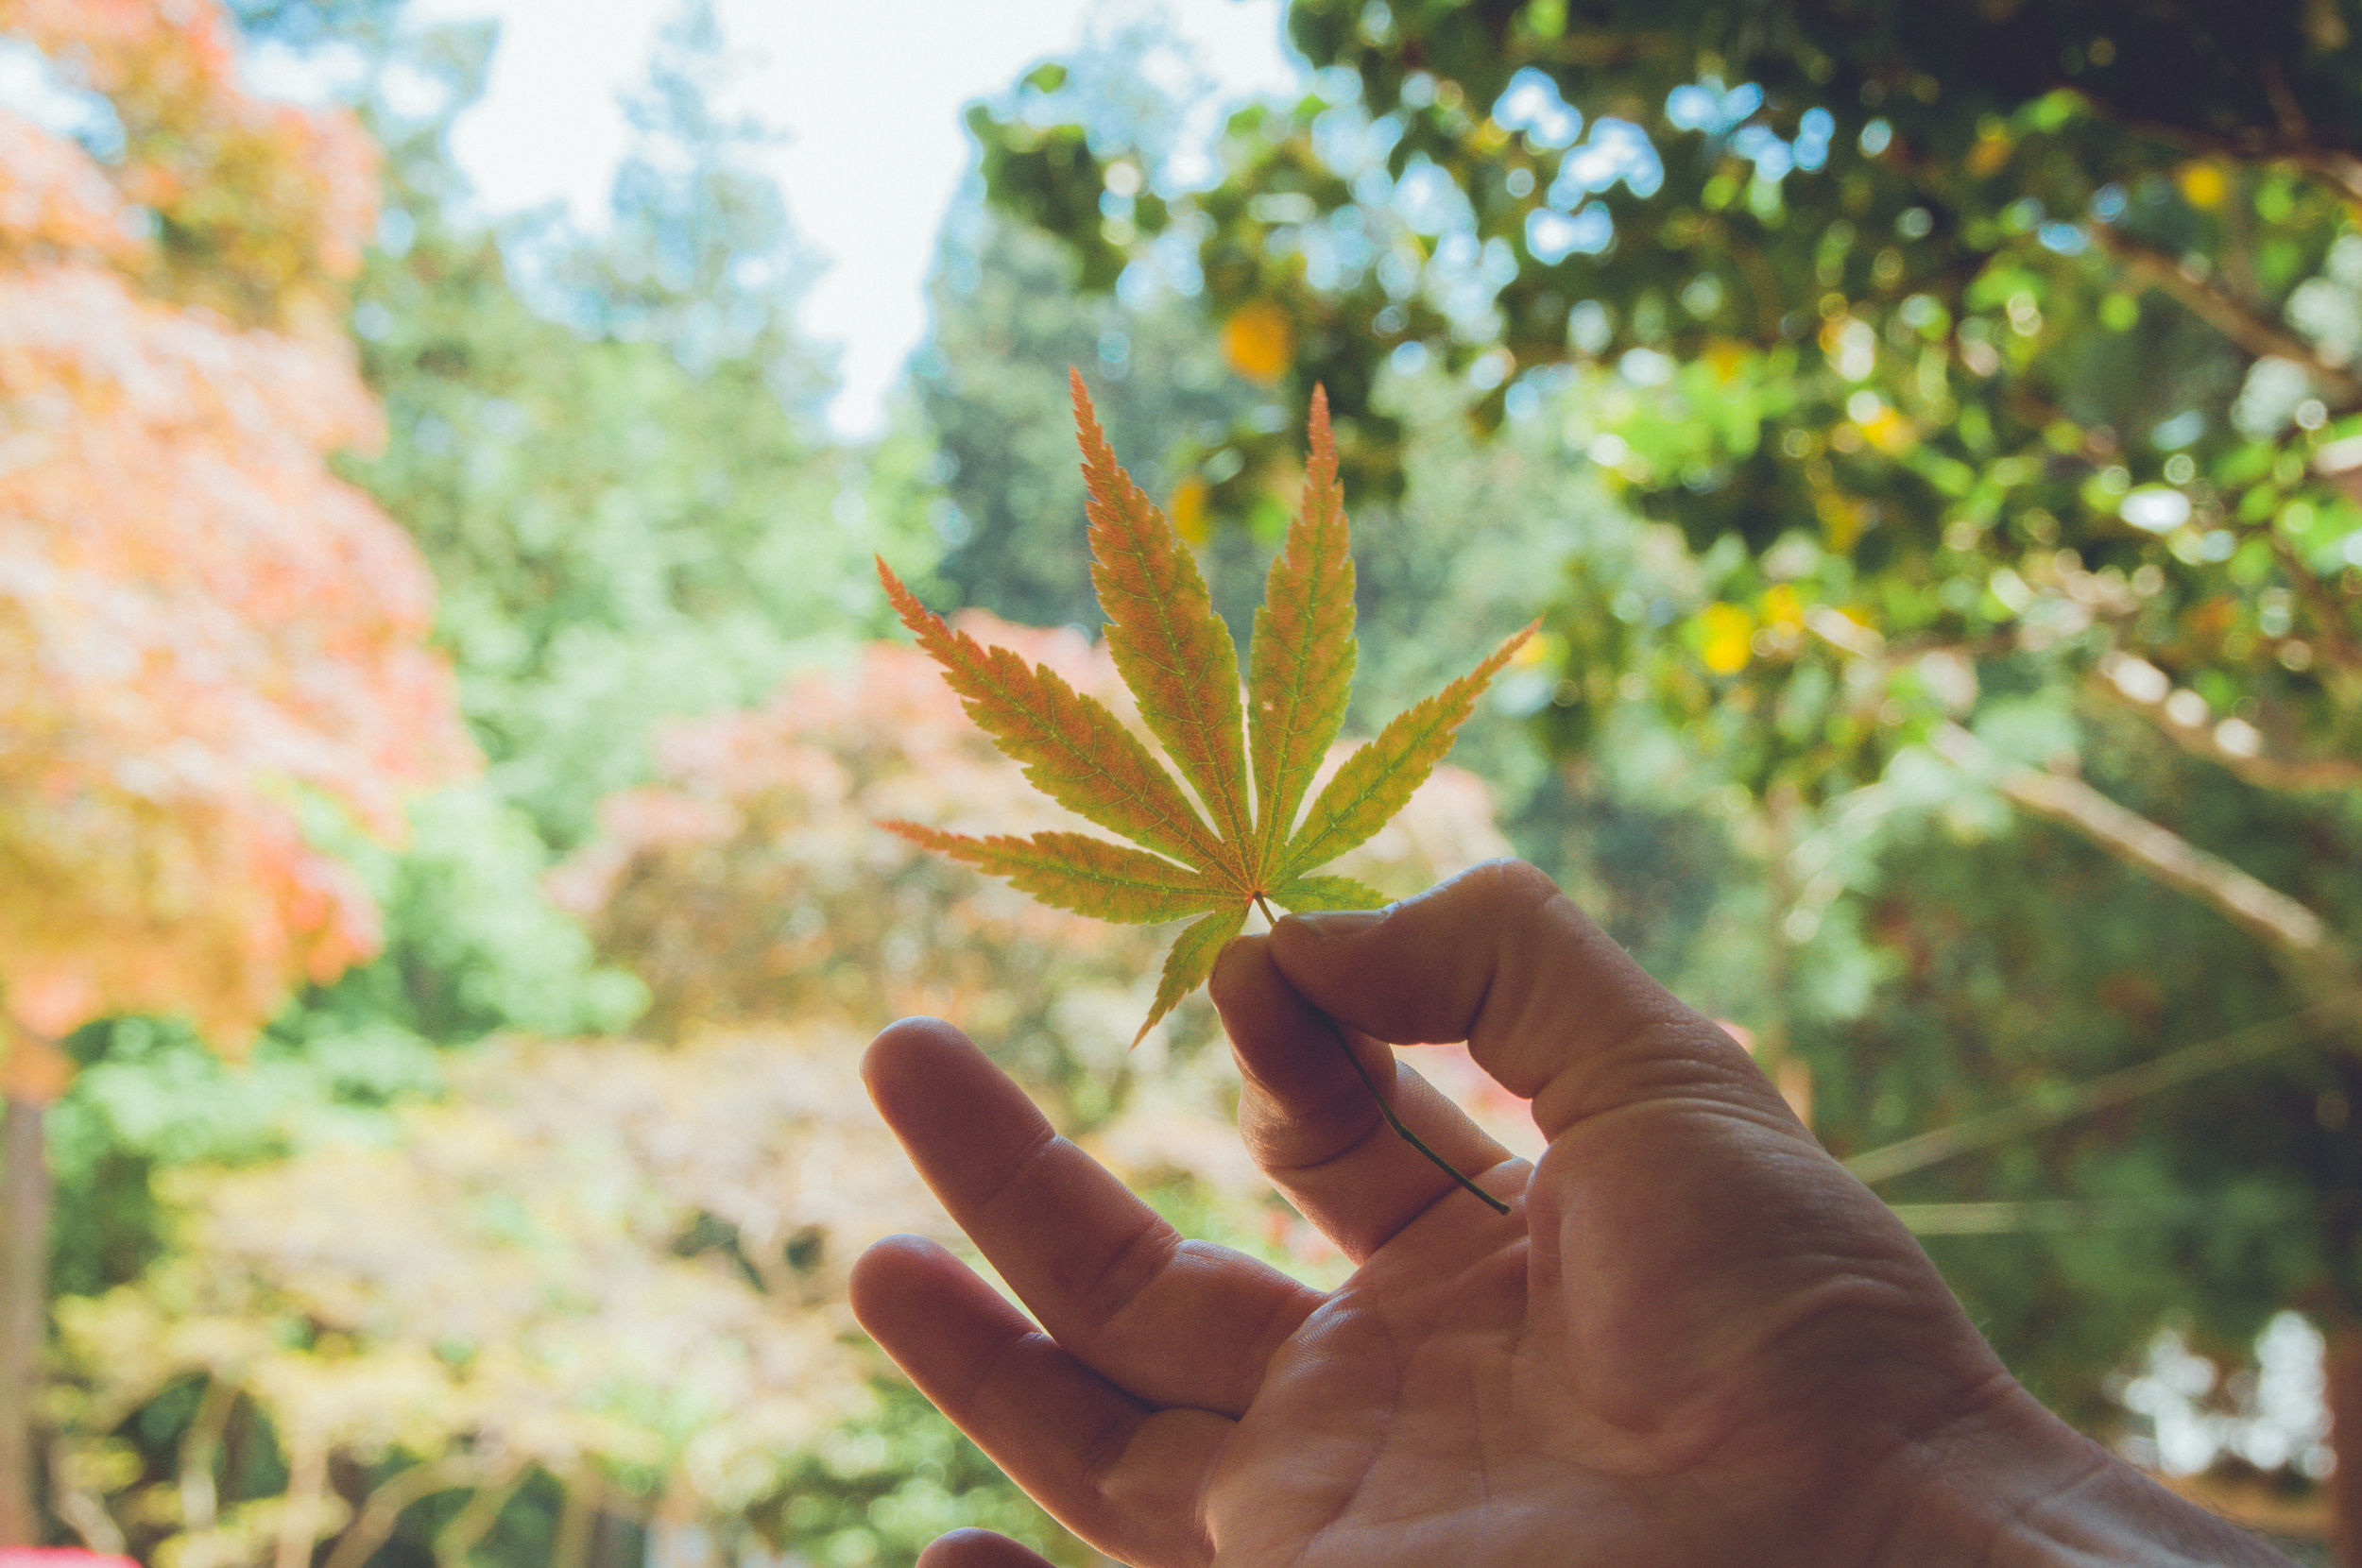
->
[1224,1269,1326,1417]
[880,1037,1307,1417]
[1981,1448,2117,1568]
[1220,939,1518,1259]
[1240,1079,1388,1172]
[1280,1250,1532,1559]
[1131,1243,1323,1421]
[1286,1298,1399,1568]
[1234,1030,1400,1168]
[970,1323,1143,1498]
[1248,1051,1420,1174]
[1068,1207,1187,1355]
[878,1038,1061,1203]
[1536,1026,1791,1143]
[1099,1409,1225,1567]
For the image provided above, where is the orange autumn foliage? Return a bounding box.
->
[0,0,471,1081]
[0,0,378,328]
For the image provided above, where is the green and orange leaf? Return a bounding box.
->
[879,373,1530,1046]
[1247,384,1357,873]
[877,563,1235,875]
[1267,873,1391,912]
[1073,369,1258,866]
[1144,904,1249,1047]
[1278,621,1535,881]
[880,824,1228,925]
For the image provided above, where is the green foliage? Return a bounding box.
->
[1824,786,2362,1423]
[49,1029,944,1567]
[758,1383,1090,1568]
[48,1014,446,1300]
[347,167,892,851]
[29,5,949,1559]
[305,787,648,1044]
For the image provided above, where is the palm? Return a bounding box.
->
[1218,1098,2001,1566]
[1206,1194,1538,1566]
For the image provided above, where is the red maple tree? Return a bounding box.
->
[0,0,471,1543]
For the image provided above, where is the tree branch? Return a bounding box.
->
[321,1455,490,1568]
[1,1097,48,1549]
[2265,523,2362,677]
[1883,1192,2317,1235]
[2093,226,2362,408]
[431,1457,524,1568]
[1846,996,2360,1184]
[1929,723,2353,976]
[2089,654,2362,793]
[47,1435,128,1558]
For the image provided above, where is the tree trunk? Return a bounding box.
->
[1,1095,50,1546]
[2329,1323,2362,1568]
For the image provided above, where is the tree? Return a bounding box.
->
[0,0,470,1543]
[967,0,2362,1551]
[48,1027,948,1568]
[338,0,925,855]
[20,2,951,1555]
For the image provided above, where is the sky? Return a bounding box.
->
[406,0,1305,436]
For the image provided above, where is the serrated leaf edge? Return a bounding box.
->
[877,556,1242,879]
[1247,383,1357,876]
[882,823,1232,924]
[1136,903,1248,1046]
[1071,372,1258,873]
[1278,620,1537,880]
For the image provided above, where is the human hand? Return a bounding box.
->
[850,861,2292,1567]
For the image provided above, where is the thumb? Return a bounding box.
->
[1268,859,1798,1142]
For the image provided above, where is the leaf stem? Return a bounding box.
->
[1255,896,1511,1216]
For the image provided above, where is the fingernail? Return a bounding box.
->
[1286,907,1385,939]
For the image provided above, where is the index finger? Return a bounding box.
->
[861,1017,1322,1416]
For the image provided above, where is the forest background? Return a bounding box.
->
[2,0,2359,1566]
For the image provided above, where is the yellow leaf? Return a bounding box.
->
[1221,300,1294,384]
[880,824,1229,924]
[1170,474,1209,545]
[1859,406,1915,454]
[1269,873,1390,912]
[1248,385,1356,873]
[876,559,1232,871]
[1139,904,1248,1045]
[1699,603,1754,674]
[1074,372,1258,870]
[1280,621,1535,881]
[1816,491,1867,553]
[2177,162,2227,210]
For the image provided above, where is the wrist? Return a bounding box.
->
[1856,1379,2297,1568]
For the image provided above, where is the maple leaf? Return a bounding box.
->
[878,370,1534,1046]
